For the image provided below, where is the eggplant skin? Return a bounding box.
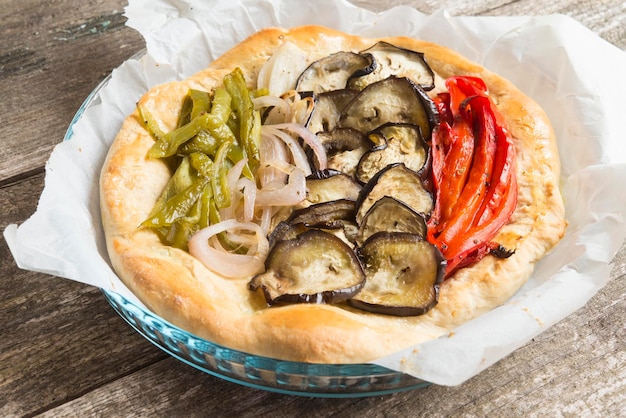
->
[249,229,365,305]
[287,199,356,229]
[349,232,446,316]
[347,41,436,91]
[295,51,375,94]
[357,196,428,245]
[355,162,434,224]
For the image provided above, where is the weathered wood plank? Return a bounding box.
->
[0,0,143,182]
[0,174,168,417]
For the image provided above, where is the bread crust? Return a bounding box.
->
[100,25,566,363]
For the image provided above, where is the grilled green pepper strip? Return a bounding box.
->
[178,130,220,156]
[167,197,203,250]
[147,87,237,159]
[212,140,233,209]
[189,151,215,178]
[142,175,208,228]
[210,87,232,122]
[189,89,212,120]
[223,68,261,169]
[199,183,214,229]
[176,95,193,128]
[137,104,165,141]
[148,156,195,217]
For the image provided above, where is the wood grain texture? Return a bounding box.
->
[1,0,625,416]
[0,0,143,183]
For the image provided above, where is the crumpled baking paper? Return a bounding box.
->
[4,0,626,386]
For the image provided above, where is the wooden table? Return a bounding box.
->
[2,0,625,416]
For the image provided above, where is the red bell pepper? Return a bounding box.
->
[427,76,518,278]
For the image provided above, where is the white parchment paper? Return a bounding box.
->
[5,0,626,386]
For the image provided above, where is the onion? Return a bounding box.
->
[255,159,306,206]
[259,130,289,186]
[253,95,291,124]
[262,126,312,176]
[271,123,327,170]
[259,206,274,235]
[291,96,315,125]
[220,158,248,220]
[238,177,256,222]
[188,219,269,278]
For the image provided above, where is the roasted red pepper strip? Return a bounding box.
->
[434,92,453,126]
[427,76,518,278]
[434,95,498,246]
[438,116,474,223]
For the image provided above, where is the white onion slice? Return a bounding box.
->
[255,159,306,206]
[271,123,327,170]
[262,126,312,176]
[253,95,291,124]
[220,158,248,220]
[259,206,274,235]
[188,219,269,278]
[237,177,256,222]
[259,130,289,186]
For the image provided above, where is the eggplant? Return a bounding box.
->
[287,199,356,229]
[305,169,362,205]
[248,229,365,305]
[355,163,433,224]
[356,123,429,184]
[357,196,427,244]
[295,51,375,94]
[315,128,373,176]
[347,41,435,91]
[306,89,358,134]
[339,76,439,140]
[267,221,307,249]
[348,232,446,316]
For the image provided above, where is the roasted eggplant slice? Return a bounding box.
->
[357,196,427,244]
[347,42,435,91]
[249,229,365,305]
[305,169,362,204]
[356,123,429,183]
[349,232,446,316]
[355,163,433,224]
[339,76,438,139]
[267,221,307,249]
[287,199,356,229]
[296,51,375,93]
[315,128,373,176]
[306,89,358,134]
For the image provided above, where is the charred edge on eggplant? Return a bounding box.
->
[355,162,434,224]
[357,196,428,245]
[356,123,429,184]
[249,229,366,305]
[287,199,356,229]
[347,41,436,91]
[305,169,362,205]
[306,89,359,134]
[348,232,446,316]
[314,128,373,177]
[339,76,438,141]
[295,51,376,94]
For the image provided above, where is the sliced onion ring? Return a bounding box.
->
[271,123,328,170]
[188,219,269,278]
[255,159,306,207]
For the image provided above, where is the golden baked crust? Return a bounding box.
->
[100,25,566,363]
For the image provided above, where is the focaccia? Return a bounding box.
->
[100,25,566,363]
